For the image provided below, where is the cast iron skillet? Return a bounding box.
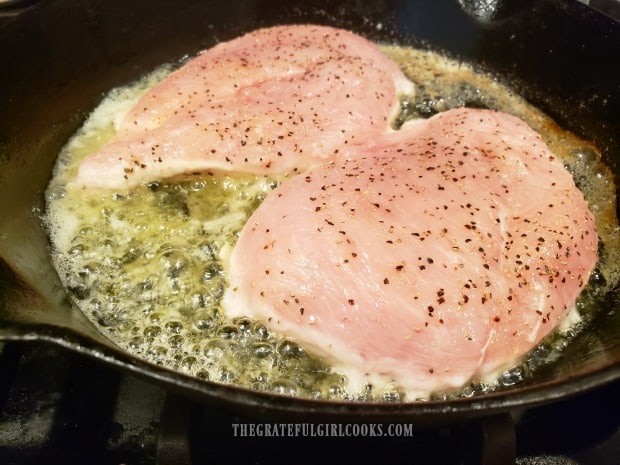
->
[0,0,619,425]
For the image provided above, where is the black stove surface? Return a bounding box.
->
[0,341,618,465]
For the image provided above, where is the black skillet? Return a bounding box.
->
[0,0,619,426]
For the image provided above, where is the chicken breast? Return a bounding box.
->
[224,108,598,396]
[73,25,414,190]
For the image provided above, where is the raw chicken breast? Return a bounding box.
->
[73,25,414,190]
[224,108,598,396]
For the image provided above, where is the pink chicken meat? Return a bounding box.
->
[73,25,414,190]
[224,108,598,396]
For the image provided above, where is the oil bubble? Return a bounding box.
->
[218,325,239,339]
[181,356,198,371]
[167,335,184,349]
[272,379,297,396]
[143,325,162,338]
[276,339,305,360]
[165,321,184,334]
[251,342,274,359]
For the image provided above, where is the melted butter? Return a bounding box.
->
[44,45,620,402]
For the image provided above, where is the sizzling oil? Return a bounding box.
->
[44,45,620,401]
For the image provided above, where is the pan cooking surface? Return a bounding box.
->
[42,37,620,402]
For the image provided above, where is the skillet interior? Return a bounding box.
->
[0,0,619,424]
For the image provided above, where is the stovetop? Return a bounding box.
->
[0,341,618,465]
